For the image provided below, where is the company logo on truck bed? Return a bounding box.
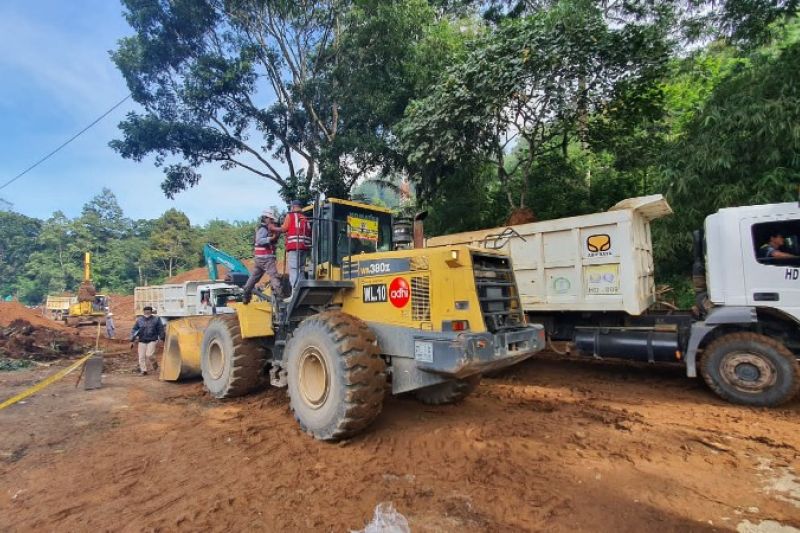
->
[587,234,612,255]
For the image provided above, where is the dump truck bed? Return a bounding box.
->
[427,195,673,316]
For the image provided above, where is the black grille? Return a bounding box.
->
[472,253,524,333]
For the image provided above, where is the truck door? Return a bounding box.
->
[741,215,800,320]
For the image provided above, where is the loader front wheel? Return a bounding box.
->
[286,311,386,441]
[700,332,800,407]
[414,375,481,405]
[201,315,266,399]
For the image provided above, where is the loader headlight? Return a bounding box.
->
[446,249,462,267]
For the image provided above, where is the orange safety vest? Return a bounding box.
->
[254,225,274,257]
[286,212,311,251]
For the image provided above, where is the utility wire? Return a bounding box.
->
[0,93,132,192]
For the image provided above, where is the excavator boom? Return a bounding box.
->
[203,244,251,286]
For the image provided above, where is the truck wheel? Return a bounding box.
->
[201,315,266,398]
[414,375,481,405]
[700,332,800,407]
[285,311,386,441]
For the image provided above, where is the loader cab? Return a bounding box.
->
[307,198,394,279]
[705,202,800,321]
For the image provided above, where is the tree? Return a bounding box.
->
[399,0,670,212]
[111,0,355,201]
[0,212,41,298]
[202,219,253,259]
[148,209,197,278]
[654,33,800,275]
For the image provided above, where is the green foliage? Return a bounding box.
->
[399,0,670,209]
[147,208,197,278]
[655,33,800,276]
[0,212,41,298]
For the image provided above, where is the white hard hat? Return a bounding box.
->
[261,209,278,220]
[107,312,114,316]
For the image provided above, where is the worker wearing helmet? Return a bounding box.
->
[105,311,116,339]
[242,208,283,304]
[273,199,311,296]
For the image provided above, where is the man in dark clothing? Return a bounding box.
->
[242,208,283,303]
[131,306,165,375]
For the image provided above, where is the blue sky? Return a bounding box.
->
[0,1,282,224]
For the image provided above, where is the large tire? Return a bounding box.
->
[201,315,267,399]
[701,332,800,407]
[414,375,481,405]
[285,311,386,441]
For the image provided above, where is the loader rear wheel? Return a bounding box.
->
[414,375,481,405]
[700,332,800,407]
[201,315,266,399]
[286,311,386,441]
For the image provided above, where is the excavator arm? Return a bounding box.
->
[203,244,251,287]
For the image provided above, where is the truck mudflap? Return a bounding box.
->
[413,325,545,379]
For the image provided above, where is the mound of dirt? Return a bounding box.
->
[0,319,88,362]
[506,207,536,225]
[0,302,73,331]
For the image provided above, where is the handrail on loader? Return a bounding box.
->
[481,227,527,250]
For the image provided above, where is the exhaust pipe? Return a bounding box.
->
[413,210,428,248]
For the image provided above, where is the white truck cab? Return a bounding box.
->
[706,202,800,321]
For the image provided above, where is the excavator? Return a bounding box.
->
[203,243,251,286]
[158,197,546,441]
[62,252,109,326]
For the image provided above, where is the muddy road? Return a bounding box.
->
[1,352,799,532]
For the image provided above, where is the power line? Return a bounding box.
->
[0,93,132,192]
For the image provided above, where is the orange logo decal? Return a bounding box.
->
[587,234,611,253]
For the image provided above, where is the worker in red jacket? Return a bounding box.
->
[277,200,311,295]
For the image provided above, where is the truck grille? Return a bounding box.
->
[411,276,431,322]
[472,253,524,333]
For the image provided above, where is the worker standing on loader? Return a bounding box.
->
[242,209,283,304]
[275,199,311,295]
[131,306,165,375]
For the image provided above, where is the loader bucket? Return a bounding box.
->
[159,316,214,381]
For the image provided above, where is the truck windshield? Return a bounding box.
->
[332,204,392,265]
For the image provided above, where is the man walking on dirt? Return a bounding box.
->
[242,209,283,303]
[131,306,165,375]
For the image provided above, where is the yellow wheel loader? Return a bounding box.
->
[160,198,545,440]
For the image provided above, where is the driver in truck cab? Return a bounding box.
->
[760,232,797,259]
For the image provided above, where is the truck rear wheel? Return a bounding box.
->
[201,315,266,398]
[285,311,386,441]
[700,332,800,407]
[414,375,481,405]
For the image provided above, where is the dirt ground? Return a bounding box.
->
[1,349,798,533]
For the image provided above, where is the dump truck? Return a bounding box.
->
[134,281,242,318]
[44,295,77,320]
[158,197,545,440]
[427,195,800,407]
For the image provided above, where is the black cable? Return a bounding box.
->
[0,94,132,192]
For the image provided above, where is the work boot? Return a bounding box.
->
[152,360,159,371]
[140,370,148,376]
